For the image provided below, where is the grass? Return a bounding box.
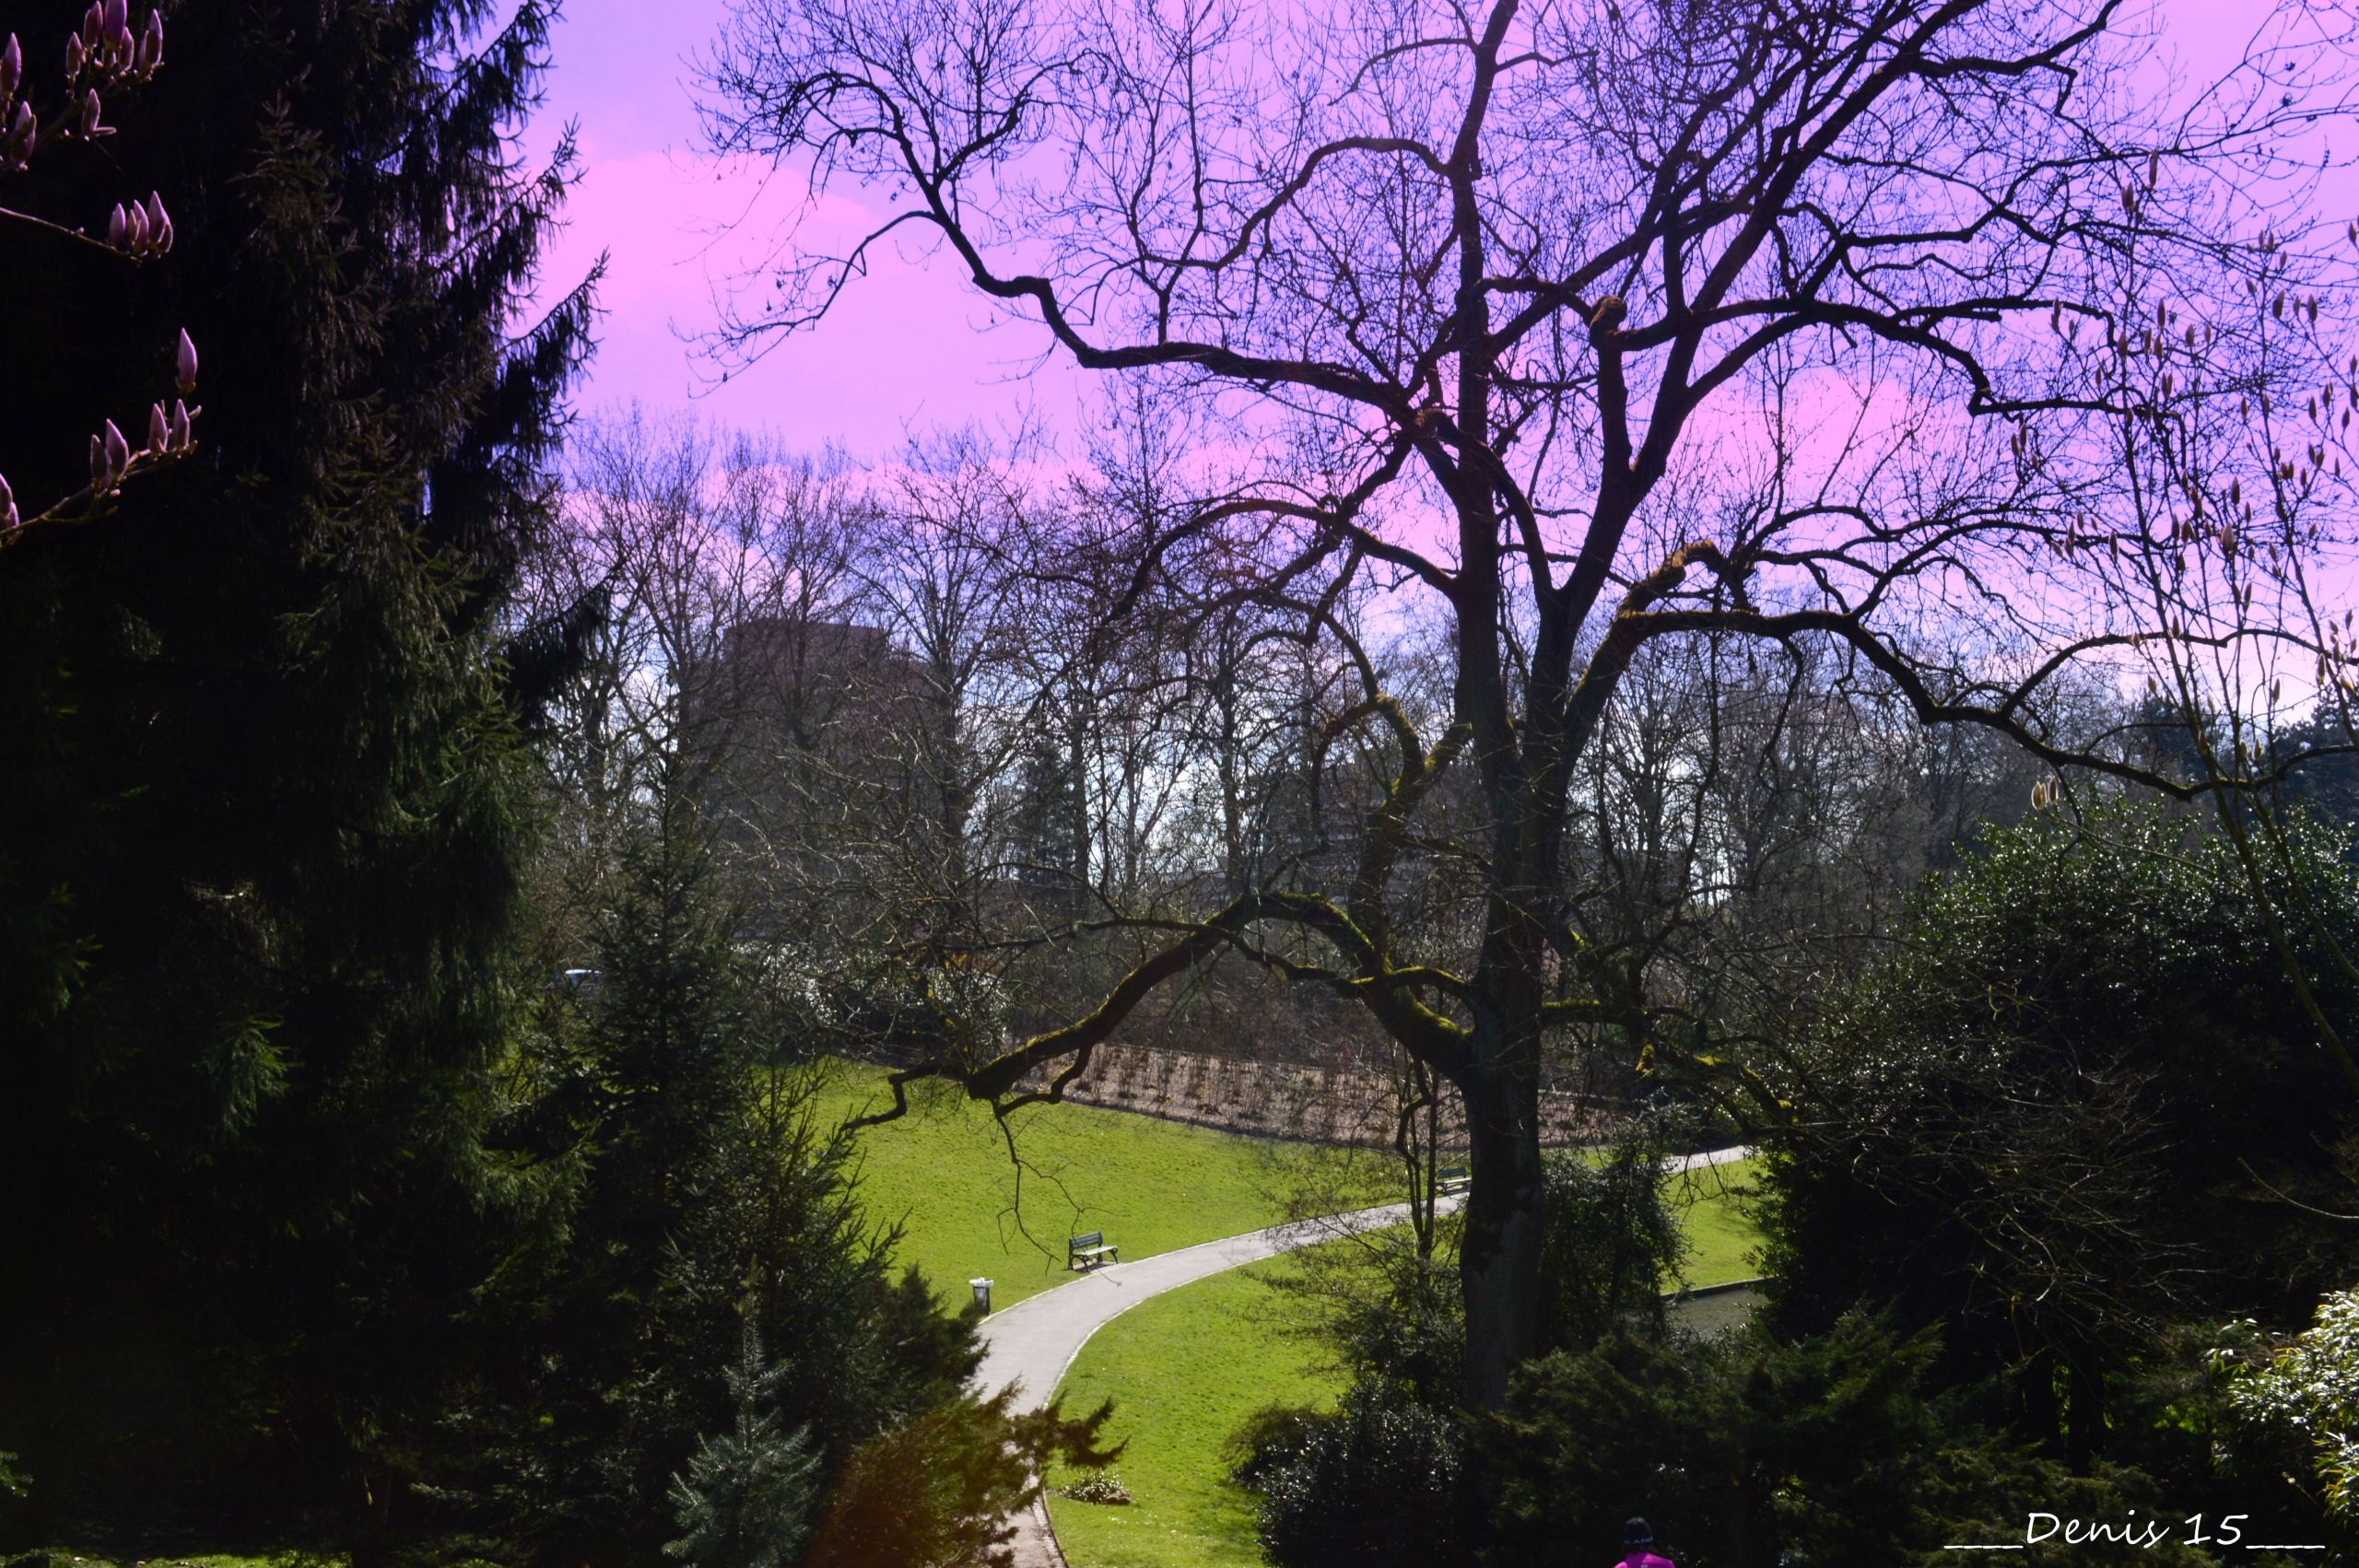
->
[1667,1154,1766,1289]
[1044,1257,1338,1568]
[810,1061,1348,1312]
[1044,1154,1767,1568]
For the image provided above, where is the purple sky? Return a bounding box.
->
[528,0,2306,461]
[530,0,1087,456]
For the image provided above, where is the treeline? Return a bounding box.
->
[0,4,1103,1564]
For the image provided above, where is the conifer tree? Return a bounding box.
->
[0,0,594,1553]
[663,1325,822,1568]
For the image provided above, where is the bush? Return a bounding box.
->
[1487,1313,2219,1568]
[1759,803,2359,1463]
[1226,1404,1329,1494]
[1250,1383,1469,1568]
[803,1388,1117,1568]
[1057,1471,1133,1506]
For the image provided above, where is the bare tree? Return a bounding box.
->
[698,0,2359,1406]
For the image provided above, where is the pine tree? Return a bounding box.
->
[0,0,594,1554]
[663,1325,822,1568]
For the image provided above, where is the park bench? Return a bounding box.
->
[1437,1164,1471,1195]
[1067,1230,1120,1270]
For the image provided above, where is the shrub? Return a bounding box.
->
[1250,1383,1469,1568]
[1058,1471,1133,1505]
[1488,1314,2219,1567]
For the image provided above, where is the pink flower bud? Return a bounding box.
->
[147,402,169,452]
[175,329,197,393]
[103,0,127,38]
[2,34,21,103]
[144,192,170,253]
[102,418,130,482]
[168,399,191,451]
[0,472,16,532]
[135,12,162,76]
[6,101,32,168]
[80,5,101,53]
[77,87,101,138]
[65,32,84,82]
[90,434,109,492]
[108,203,127,248]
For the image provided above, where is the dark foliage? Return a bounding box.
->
[0,0,593,1556]
[1250,1382,1470,1568]
[1759,803,2359,1465]
[426,821,990,1566]
[1536,1125,1686,1354]
[1488,1315,2220,1568]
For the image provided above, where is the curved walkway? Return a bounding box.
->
[977,1145,1754,1567]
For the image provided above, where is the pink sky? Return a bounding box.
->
[528,0,2318,461]
[528,0,1088,456]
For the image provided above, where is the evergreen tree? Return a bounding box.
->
[445,793,994,1566]
[663,1325,821,1568]
[0,0,593,1554]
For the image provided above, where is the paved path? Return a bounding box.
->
[979,1145,1753,1567]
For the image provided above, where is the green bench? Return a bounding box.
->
[1068,1229,1120,1270]
[1437,1164,1471,1195]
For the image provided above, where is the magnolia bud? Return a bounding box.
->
[102,418,131,482]
[135,11,162,76]
[65,32,84,82]
[103,0,127,37]
[144,192,170,253]
[8,101,35,168]
[108,203,127,248]
[80,4,101,53]
[90,434,109,492]
[77,87,100,138]
[175,329,197,393]
[124,202,147,251]
[1,34,20,102]
[0,472,16,532]
[168,399,191,451]
[147,402,169,452]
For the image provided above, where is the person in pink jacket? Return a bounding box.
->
[1617,1516,1677,1568]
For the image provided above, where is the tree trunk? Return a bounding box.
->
[1456,1018,1546,1410]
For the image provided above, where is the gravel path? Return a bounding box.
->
[978,1144,1753,1568]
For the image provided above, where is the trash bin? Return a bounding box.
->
[969,1278,992,1315]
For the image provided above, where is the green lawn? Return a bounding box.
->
[1044,1258,1336,1568]
[1045,1154,1766,1568]
[811,1061,1345,1312]
[1667,1154,1765,1289]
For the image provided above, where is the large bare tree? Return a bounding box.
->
[698,0,2359,1405]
